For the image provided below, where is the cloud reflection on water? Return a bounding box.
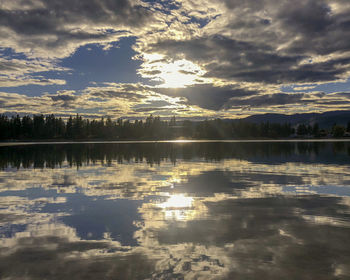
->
[0,142,350,279]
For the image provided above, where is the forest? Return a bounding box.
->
[0,114,349,140]
[1,141,348,169]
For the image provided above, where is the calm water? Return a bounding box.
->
[0,142,350,279]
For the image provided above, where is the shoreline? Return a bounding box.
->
[1,138,350,146]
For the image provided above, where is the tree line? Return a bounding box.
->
[0,114,349,140]
[1,142,348,169]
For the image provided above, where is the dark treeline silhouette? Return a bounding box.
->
[295,122,350,138]
[1,114,349,141]
[1,114,294,140]
[1,142,349,169]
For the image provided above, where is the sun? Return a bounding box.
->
[157,59,204,88]
[140,55,206,88]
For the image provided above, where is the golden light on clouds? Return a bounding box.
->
[140,53,207,88]
[1,0,350,118]
[157,59,205,88]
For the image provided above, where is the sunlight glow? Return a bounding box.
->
[158,194,194,221]
[159,194,193,209]
[158,59,204,88]
[140,55,206,88]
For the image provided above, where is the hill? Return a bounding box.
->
[242,110,350,128]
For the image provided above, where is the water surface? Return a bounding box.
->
[0,142,350,279]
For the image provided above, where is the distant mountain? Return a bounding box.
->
[241,110,350,128]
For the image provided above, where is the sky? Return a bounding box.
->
[1,0,350,120]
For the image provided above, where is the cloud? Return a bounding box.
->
[0,0,165,90]
[1,143,350,278]
[84,84,147,101]
[155,84,258,110]
[0,57,68,86]
[1,0,350,116]
[138,0,350,87]
[145,34,349,85]
[2,83,350,118]
[226,93,305,109]
[132,107,170,113]
[0,76,66,87]
[47,90,78,108]
[0,0,159,58]
[0,83,187,117]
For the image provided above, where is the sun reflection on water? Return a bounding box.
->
[159,194,193,209]
[158,194,195,221]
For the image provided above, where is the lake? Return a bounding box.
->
[0,141,350,279]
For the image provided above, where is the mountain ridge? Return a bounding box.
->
[239,110,350,128]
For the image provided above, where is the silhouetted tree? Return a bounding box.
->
[33,115,45,139]
[312,123,320,137]
[66,116,74,138]
[0,113,328,141]
[21,115,33,138]
[297,124,308,136]
[332,125,345,138]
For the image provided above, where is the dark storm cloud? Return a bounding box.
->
[145,0,350,86]
[155,84,258,110]
[0,0,154,57]
[277,0,332,35]
[147,35,276,63]
[147,34,349,84]
[226,91,350,109]
[92,90,143,100]
[154,84,308,111]
[133,107,169,112]
[0,0,152,31]
[312,100,350,106]
[220,0,350,55]
[2,0,350,115]
[50,94,77,102]
[275,0,350,56]
[46,91,79,108]
[333,92,350,98]
[226,93,305,108]
[85,84,149,102]
[206,57,350,84]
